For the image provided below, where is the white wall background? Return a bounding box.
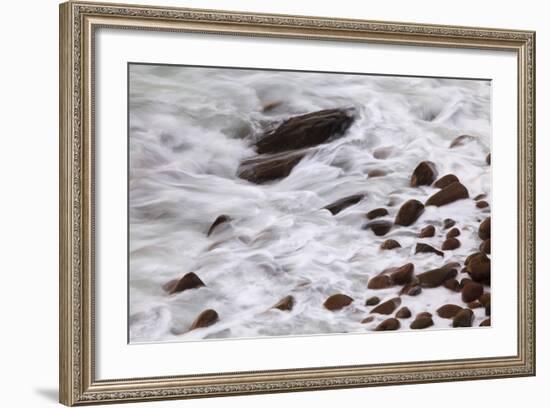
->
[0,0,546,406]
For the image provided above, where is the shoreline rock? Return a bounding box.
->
[425,182,469,207]
[395,199,425,226]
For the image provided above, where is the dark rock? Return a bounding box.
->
[410,316,434,329]
[466,252,491,284]
[461,282,484,302]
[415,243,444,257]
[417,264,458,288]
[388,263,415,285]
[460,277,473,289]
[238,150,306,183]
[474,193,487,201]
[166,272,205,294]
[486,153,491,165]
[465,252,481,266]
[467,301,483,309]
[374,318,400,331]
[364,220,393,236]
[361,316,375,324]
[442,237,461,251]
[395,307,412,319]
[411,161,438,187]
[190,309,219,330]
[400,284,422,296]
[365,296,381,306]
[368,169,387,178]
[452,308,474,327]
[443,218,456,229]
[272,295,295,311]
[323,294,354,311]
[367,274,393,289]
[476,200,490,209]
[480,318,491,327]
[419,225,435,238]
[480,239,491,254]
[371,297,402,315]
[207,215,232,236]
[395,199,425,226]
[479,217,491,240]
[381,239,401,250]
[255,108,355,154]
[434,174,459,189]
[416,312,433,319]
[425,182,469,207]
[443,278,461,292]
[479,293,491,307]
[324,194,365,215]
[485,302,491,316]
[450,134,476,148]
[366,207,389,220]
[437,304,463,319]
[446,227,460,238]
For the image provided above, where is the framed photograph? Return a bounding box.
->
[59,1,536,405]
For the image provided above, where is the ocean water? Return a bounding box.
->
[128,64,491,343]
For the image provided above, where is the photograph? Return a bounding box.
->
[128,64,492,343]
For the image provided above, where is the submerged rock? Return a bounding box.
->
[165,272,205,294]
[367,169,387,178]
[443,218,456,229]
[395,199,425,226]
[411,161,438,187]
[272,295,295,311]
[190,309,219,330]
[365,296,381,306]
[207,215,232,236]
[486,153,491,165]
[324,294,354,311]
[381,239,401,250]
[434,174,459,189]
[364,220,393,236]
[324,194,365,215]
[450,134,476,148]
[415,243,444,257]
[238,150,306,183]
[425,182,469,207]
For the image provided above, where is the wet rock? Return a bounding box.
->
[368,169,387,178]
[395,199,425,226]
[207,215,232,236]
[368,274,393,289]
[485,302,491,316]
[446,227,460,239]
[474,193,487,201]
[467,301,483,309]
[410,316,434,329]
[442,237,461,251]
[425,182,469,207]
[381,239,401,250]
[419,225,435,238]
[466,252,491,284]
[434,174,459,189]
[364,220,393,236]
[238,150,306,183]
[374,318,400,331]
[388,263,415,285]
[400,283,422,297]
[365,296,381,306]
[460,277,473,289]
[361,316,375,324]
[486,153,491,165]
[417,264,458,288]
[272,295,295,311]
[255,108,355,154]
[480,318,491,327]
[190,309,219,330]
[479,293,491,307]
[476,200,489,209]
[437,304,463,319]
[480,239,491,254]
[166,272,205,294]
[324,194,365,215]
[450,134,476,148]
[371,297,402,315]
[411,161,438,187]
[443,218,456,229]
[416,312,433,319]
[479,217,491,240]
[452,308,474,327]
[366,207,389,220]
[324,294,354,311]
[395,307,412,319]
[373,146,393,160]
[262,101,282,113]
[415,243,444,257]
[443,278,461,292]
[461,281,484,302]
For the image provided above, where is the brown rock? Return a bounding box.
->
[323,294,354,311]
[480,239,491,254]
[238,150,306,183]
[416,312,433,319]
[166,272,205,294]
[417,264,458,288]
[462,282,484,302]
[190,309,219,330]
[479,217,491,240]
[443,218,456,229]
[437,304,463,319]
[442,237,461,251]
[387,263,415,285]
[443,278,461,292]
[272,295,295,311]
[361,316,375,324]
[452,308,474,327]
[434,174,460,189]
[364,220,393,236]
[371,297,402,315]
[381,239,401,250]
[465,252,481,266]
[446,227,460,238]
[479,293,491,307]
[365,296,381,306]
[395,199,425,226]
[262,100,282,113]
[474,193,487,201]
[460,277,473,289]
[480,318,491,327]
[207,215,232,236]
[425,182,469,207]
[476,200,489,209]
[415,243,444,257]
[411,161,438,187]
[485,302,491,316]
[255,108,355,154]
[367,274,393,289]
[410,316,434,329]
[486,153,491,165]
[450,134,476,148]
[324,194,365,215]
[366,208,389,220]
[374,318,400,331]
[395,307,412,319]
[419,225,435,238]
[400,283,422,296]
[368,169,387,178]
[467,301,483,309]
[466,252,491,284]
